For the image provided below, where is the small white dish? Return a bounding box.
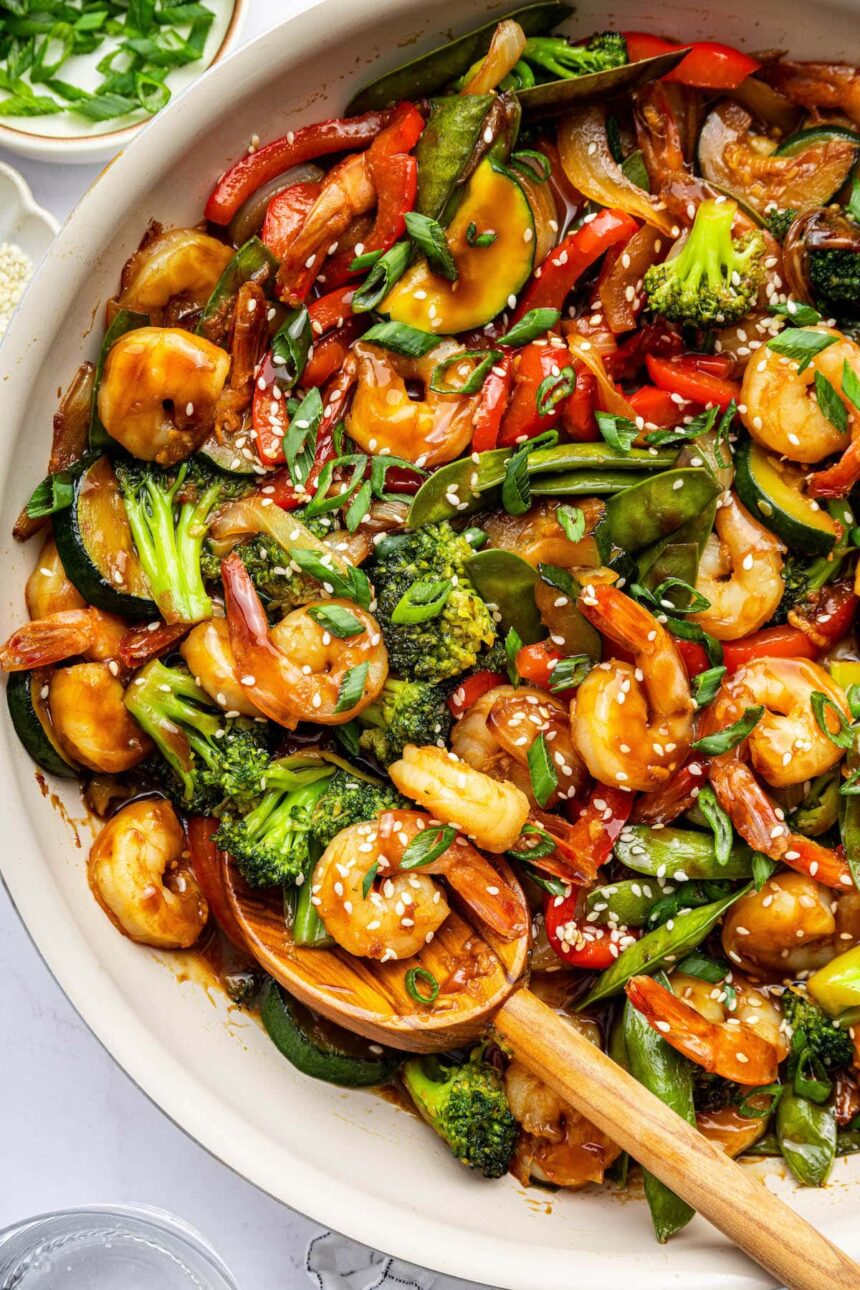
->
[0,0,247,166]
[0,162,60,262]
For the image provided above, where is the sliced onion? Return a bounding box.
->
[208,494,354,565]
[515,164,560,266]
[566,333,637,420]
[463,20,527,94]
[227,163,325,246]
[558,105,676,235]
[598,225,666,333]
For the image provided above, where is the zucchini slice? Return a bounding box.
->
[196,430,260,475]
[6,669,79,778]
[260,980,401,1087]
[735,440,838,556]
[53,456,155,618]
[383,160,534,333]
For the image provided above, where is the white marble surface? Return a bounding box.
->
[0,3,400,1286]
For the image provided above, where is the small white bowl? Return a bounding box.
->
[0,0,247,166]
[0,162,59,262]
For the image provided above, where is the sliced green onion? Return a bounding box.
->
[769,300,823,328]
[290,549,371,609]
[697,784,734,867]
[498,307,560,347]
[692,705,763,754]
[843,360,860,415]
[811,691,854,750]
[284,387,322,489]
[557,504,585,543]
[429,349,501,396]
[527,732,557,807]
[767,328,838,374]
[334,661,370,714]
[536,366,576,416]
[465,221,497,248]
[404,211,458,281]
[692,665,726,709]
[361,320,439,358]
[509,148,551,182]
[549,654,591,693]
[814,371,848,433]
[505,625,523,686]
[362,860,379,898]
[307,605,366,638]
[405,966,439,1005]
[596,410,638,452]
[401,824,458,871]
[351,241,411,313]
[391,578,453,624]
[272,304,312,391]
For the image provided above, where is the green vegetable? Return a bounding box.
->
[809,944,860,1017]
[792,770,841,837]
[500,307,561,346]
[405,967,440,1004]
[351,242,412,313]
[196,237,277,343]
[644,199,765,328]
[782,988,854,1075]
[692,705,763,755]
[355,678,453,767]
[6,670,79,778]
[404,211,458,281]
[360,319,439,358]
[260,980,401,1086]
[413,94,497,221]
[519,31,627,81]
[371,523,495,683]
[734,439,839,556]
[808,249,860,323]
[401,1045,518,1178]
[214,758,334,889]
[401,825,458,871]
[606,469,721,553]
[346,2,571,112]
[615,824,756,880]
[515,46,685,116]
[767,327,838,373]
[578,885,751,1007]
[89,308,148,450]
[114,458,222,625]
[465,548,543,644]
[125,659,271,813]
[623,974,696,1242]
[775,1085,837,1187]
[585,877,665,928]
[309,769,407,849]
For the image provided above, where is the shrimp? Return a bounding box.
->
[25,536,85,618]
[89,798,208,949]
[690,493,785,640]
[97,326,230,466]
[388,744,530,854]
[276,153,376,304]
[741,326,860,462]
[180,618,261,718]
[312,809,527,961]
[481,498,606,569]
[0,607,127,671]
[222,553,387,728]
[345,340,479,467]
[721,871,860,977]
[49,663,152,773]
[571,583,694,791]
[625,973,782,1085]
[505,1031,622,1189]
[670,972,789,1056]
[117,227,233,314]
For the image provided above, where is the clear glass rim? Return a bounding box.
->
[0,1202,240,1287]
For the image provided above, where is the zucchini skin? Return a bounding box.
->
[735,440,837,557]
[53,457,156,619]
[6,670,78,778]
[260,979,401,1087]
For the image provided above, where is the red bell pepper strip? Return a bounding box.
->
[498,342,570,446]
[471,353,514,452]
[561,366,599,441]
[303,318,364,388]
[322,151,418,288]
[252,349,291,466]
[624,32,761,90]
[788,580,857,650]
[603,318,684,381]
[646,353,740,410]
[629,383,691,428]
[261,181,322,260]
[544,893,637,968]
[515,639,564,689]
[809,437,860,498]
[205,110,393,225]
[447,670,507,719]
[721,624,818,673]
[673,635,711,679]
[308,286,356,332]
[186,816,247,950]
[367,100,425,160]
[512,208,640,320]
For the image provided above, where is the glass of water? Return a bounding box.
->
[0,1203,239,1289]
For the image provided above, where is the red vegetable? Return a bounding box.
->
[561,366,599,441]
[471,352,514,452]
[624,32,761,90]
[645,353,740,410]
[302,318,364,388]
[721,625,818,672]
[512,207,639,319]
[307,286,356,333]
[515,639,564,689]
[205,110,393,225]
[809,437,860,498]
[673,635,711,678]
[498,342,569,446]
[447,670,507,719]
[628,383,689,429]
[544,896,627,968]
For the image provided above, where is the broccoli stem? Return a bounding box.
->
[123,466,220,624]
[125,662,224,800]
[674,200,735,295]
[288,841,334,947]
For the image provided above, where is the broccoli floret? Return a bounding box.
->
[356,678,453,766]
[125,659,270,812]
[772,549,844,624]
[372,522,495,683]
[215,759,335,888]
[691,1069,740,1113]
[309,769,407,848]
[765,207,798,243]
[402,1047,517,1178]
[115,459,227,625]
[781,987,854,1072]
[522,31,627,80]
[808,248,860,322]
[208,532,322,614]
[644,199,766,329]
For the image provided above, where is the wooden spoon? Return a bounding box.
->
[222,856,859,1290]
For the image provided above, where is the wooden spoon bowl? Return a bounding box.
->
[222,853,529,1052]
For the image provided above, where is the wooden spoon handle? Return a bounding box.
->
[495,989,859,1290]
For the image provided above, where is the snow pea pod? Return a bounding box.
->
[530,468,664,497]
[606,468,722,553]
[89,308,148,451]
[196,237,278,344]
[416,95,497,220]
[623,973,696,1243]
[346,3,571,114]
[636,503,716,602]
[578,884,751,1008]
[615,825,756,880]
[466,549,543,643]
[775,1086,837,1187]
[585,877,666,927]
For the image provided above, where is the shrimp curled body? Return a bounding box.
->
[691,493,784,640]
[117,228,233,314]
[313,809,527,960]
[88,798,208,948]
[572,584,694,791]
